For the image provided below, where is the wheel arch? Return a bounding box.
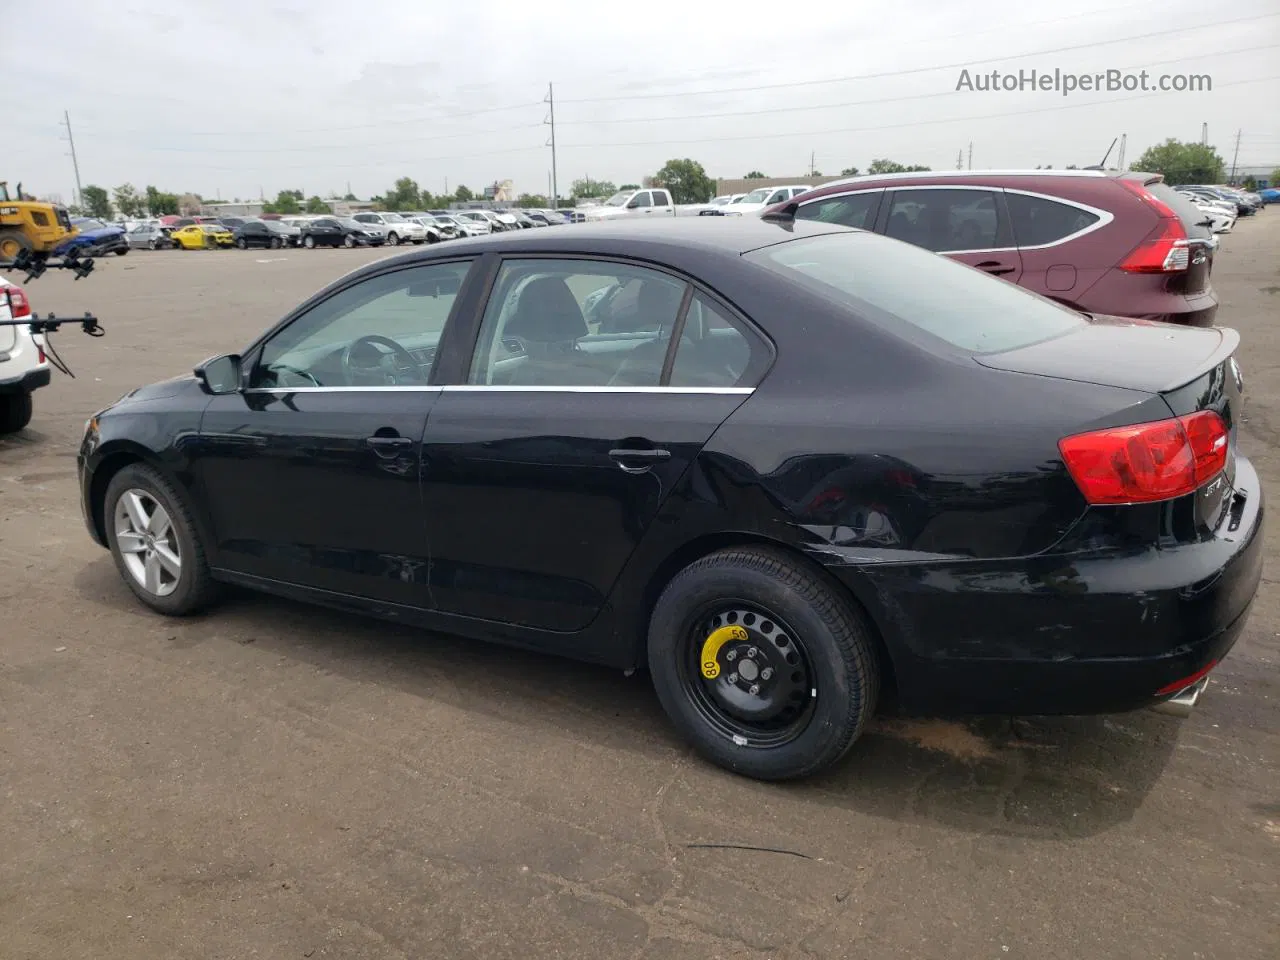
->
[87,443,210,550]
[635,531,900,696]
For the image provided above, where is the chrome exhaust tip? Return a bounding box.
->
[1150,676,1210,718]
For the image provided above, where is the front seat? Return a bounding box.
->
[503,276,592,385]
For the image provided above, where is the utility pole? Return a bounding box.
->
[1201,122,1208,146]
[1230,129,1242,183]
[1117,133,1127,172]
[544,83,559,209]
[967,142,973,170]
[810,150,815,176]
[956,148,964,170]
[60,110,83,209]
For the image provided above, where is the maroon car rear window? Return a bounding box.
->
[748,232,1086,354]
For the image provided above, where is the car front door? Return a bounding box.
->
[419,255,771,634]
[880,187,1022,283]
[627,192,654,216]
[191,258,476,606]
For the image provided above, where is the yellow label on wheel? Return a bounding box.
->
[699,625,749,679]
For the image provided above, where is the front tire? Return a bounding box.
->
[114,247,128,256]
[303,235,316,249]
[343,235,356,248]
[236,238,248,249]
[104,464,220,616]
[0,392,33,433]
[386,232,400,246]
[269,237,282,249]
[647,546,879,781]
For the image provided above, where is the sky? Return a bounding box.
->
[14,0,1280,205]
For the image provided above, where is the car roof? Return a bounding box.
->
[810,168,1115,193]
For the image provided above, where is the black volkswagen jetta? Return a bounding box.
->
[77,218,1263,780]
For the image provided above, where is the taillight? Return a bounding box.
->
[5,284,31,318]
[1059,410,1228,505]
[1118,179,1190,273]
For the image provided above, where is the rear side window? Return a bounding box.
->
[884,189,1003,252]
[748,233,1085,354]
[1005,193,1100,246]
[796,192,881,229]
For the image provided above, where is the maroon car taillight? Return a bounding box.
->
[1059,410,1228,505]
[1117,179,1191,273]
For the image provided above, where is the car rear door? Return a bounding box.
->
[1002,189,1111,303]
[879,186,1022,283]
[192,258,476,607]
[419,254,771,633]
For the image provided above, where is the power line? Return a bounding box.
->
[559,74,1280,150]
[144,122,545,154]
[555,43,1278,128]
[559,11,1280,104]
[163,142,546,173]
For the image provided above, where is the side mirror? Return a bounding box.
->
[194,354,242,395]
[626,198,641,209]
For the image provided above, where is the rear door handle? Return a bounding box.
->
[975,260,1016,276]
[367,431,413,458]
[609,446,671,473]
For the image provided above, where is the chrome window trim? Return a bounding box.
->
[816,168,1108,193]
[241,385,755,395]
[997,187,1115,250]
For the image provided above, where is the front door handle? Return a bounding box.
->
[609,446,671,473]
[975,260,1016,276]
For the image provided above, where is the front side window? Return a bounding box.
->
[469,259,688,387]
[796,191,881,229]
[884,188,1003,252]
[252,261,472,388]
[629,192,653,208]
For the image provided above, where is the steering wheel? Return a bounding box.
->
[340,334,422,386]
[269,363,321,388]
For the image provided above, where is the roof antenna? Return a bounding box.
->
[1084,137,1118,172]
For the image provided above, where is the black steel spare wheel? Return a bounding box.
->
[648,546,879,781]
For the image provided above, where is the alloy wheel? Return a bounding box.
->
[113,489,182,597]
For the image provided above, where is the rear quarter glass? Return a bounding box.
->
[747,232,1086,355]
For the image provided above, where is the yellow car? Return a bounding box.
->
[171,223,234,250]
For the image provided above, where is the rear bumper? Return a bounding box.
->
[835,456,1265,716]
[0,364,50,395]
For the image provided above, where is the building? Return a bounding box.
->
[482,180,514,202]
[198,200,266,217]
[714,174,844,197]
[326,198,378,216]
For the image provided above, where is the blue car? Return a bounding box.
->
[56,217,130,257]
[1259,188,1280,205]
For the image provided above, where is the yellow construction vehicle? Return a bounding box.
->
[0,181,77,260]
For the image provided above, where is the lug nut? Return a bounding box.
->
[726,673,738,685]
[747,646,758,659]
[725,649,737,662]
[760,668,773,680]
[748,684,760,696]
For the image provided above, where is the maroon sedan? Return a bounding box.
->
[766,169,1218,326]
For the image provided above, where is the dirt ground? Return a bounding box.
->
[2,224,1278,960]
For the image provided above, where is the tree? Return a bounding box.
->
[343,191,357,201]
[840,166,860,177]
[651,158,714,204]
[810,170,823,177]
[1271,168,1280,188]
[382,177,420,211]
[305,196,330,214]
[144,185,179,216]
[81,185,112,219]
[744,170,767,179]
[619,183,639,191]
[113,183,143,218]
[1243,176,1258,191]
[178,193,203,215]
[570,177,615,199]
[1132,139,1224,185]
[516,194,548,208]
[866,159,932,175]
[454,184,474,202]
[262,190,301,215]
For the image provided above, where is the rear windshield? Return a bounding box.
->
[747,232,1086,354]
[1143,181,1213,240]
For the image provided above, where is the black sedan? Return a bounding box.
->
[76,218,1263,780]
[299,216,384,248]
[232,219,295,249]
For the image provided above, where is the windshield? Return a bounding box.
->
[75,218,106,229]
[747,232,1085,354]
[742,188,771,204]
[383,213,405,222]
[339,218,364,229]
[603,191,632,207]
[200,224,225,233]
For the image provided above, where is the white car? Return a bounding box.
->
[0,277,50,433]
[351,212,427,245]
[439,214,486,237]
[455,211,497,233]
[717,185,813,217]
[1176,192,1237,234]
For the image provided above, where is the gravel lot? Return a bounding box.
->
[3,226,1278,960]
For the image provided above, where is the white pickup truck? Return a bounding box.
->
[581,188,712,221]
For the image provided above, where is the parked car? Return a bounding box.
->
[126,222,174,250]
[581,188,710,220]
[0,277,49,433]
[1176,194,1236,234]
[76,217,1262,781]
[57,217,129,257]
[219,217,252,230]
[403,213,456,239]
[233,220,290,249]
[455,211,496,233]
[351,212,427,246]
[709,185,813,217]
[171,223,234,250]
[768,169,1220,326]
[299,217,384,248]
[1180,185,1258,216]
[264,219,302,246]
[437,214,485,237]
